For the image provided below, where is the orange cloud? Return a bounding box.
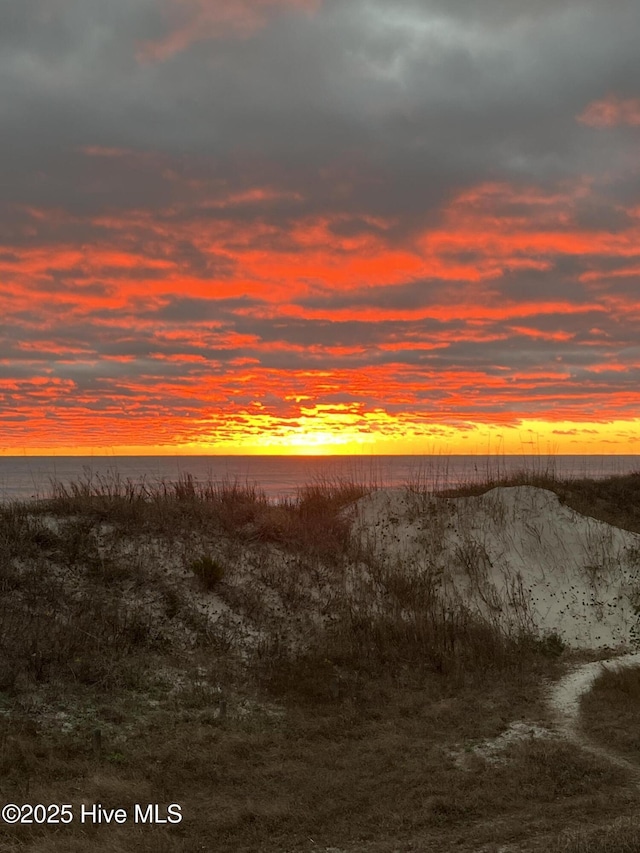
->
[4,168,640,455]
[579,265,640,282]
[138,0,321,62]
[80,146,133,159]
[577,95,640,127]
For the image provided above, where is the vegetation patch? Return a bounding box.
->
[1,469,639,851]
[189,554,226,590]
[580,664,640,761]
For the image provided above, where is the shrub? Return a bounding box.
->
[190,555,226,590]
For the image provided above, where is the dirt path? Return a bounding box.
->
[548,651,640,775]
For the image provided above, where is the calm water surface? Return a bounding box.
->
[0,455,639,504]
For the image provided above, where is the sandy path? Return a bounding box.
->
[548,652,640,775]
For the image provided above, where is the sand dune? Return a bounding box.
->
[352,485,640,650]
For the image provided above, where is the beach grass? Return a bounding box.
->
[580,663,640,762]
[439,467,640,536]
[0,465,639,851]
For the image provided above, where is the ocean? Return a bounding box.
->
[0,455,639,504]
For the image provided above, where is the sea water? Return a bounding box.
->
[0,454,638,504]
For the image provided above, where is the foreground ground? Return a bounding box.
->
[1,469,640,851]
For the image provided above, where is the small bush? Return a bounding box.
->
[535,631,567,658]
[190,555,226,590]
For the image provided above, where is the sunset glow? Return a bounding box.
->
[1,0,640,455]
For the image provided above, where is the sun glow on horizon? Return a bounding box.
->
[2,418,639,457]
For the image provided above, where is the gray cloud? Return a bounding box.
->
[2,0,638,221]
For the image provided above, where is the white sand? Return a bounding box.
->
[183,486,640,762]
[351,485,640,650]
[351,486,640,773]
[549,652,640,722]
[547,652,640,775]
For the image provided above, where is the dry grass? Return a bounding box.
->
[580,665,640,761]
[0,667,634,853]
[554,817,640,852]
[0,468,640,851]
[441,468,640,535]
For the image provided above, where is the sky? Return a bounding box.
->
[2,0,640,456]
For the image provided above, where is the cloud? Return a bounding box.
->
[2,0,640,452]
[578,95,640,128]
[137,0,321,61]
